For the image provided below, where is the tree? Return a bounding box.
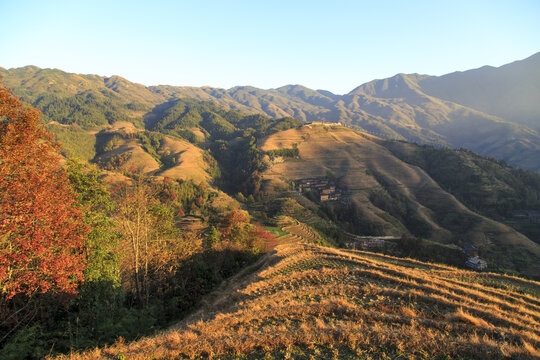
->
[0,84,88,299]
[114,173,158,306]
[219,209,249,241]
[66,160,119,284]
[0,84,89,350]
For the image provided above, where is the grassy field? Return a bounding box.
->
[57,220,539,360]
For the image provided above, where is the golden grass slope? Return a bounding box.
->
[57,233,540,359]
[94,122,212,183]
[260,125,540,278]
[156,136,211,183]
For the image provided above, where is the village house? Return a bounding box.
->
[304,122,342,127]
[512,210,529,219]
[512,210,540,223]
[296,177,341,201]
[528,210,540,223]
[462,244,479,258]
[465,256,488,271]
[344,233,400,251]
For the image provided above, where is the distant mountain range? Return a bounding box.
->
[1,52,539,171]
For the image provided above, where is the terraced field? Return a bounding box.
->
[260,125,540,279]
[60,238,540,359]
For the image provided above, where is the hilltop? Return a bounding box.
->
[56,226,540,359]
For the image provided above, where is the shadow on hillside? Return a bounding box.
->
[0,247,264,359]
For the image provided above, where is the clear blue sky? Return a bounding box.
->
[1,0,539,94]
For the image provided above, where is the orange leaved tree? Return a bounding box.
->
[0,83,88,301]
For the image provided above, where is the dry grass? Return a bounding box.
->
[55,229,539,359]
[260,125,540,278]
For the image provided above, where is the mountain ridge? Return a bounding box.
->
[1,52,540,172]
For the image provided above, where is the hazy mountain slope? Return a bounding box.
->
[260,125,540,277]
[345,74,540,171]
[57,241,540,360]
[419,52,540,131]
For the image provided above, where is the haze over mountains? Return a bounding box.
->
[1,52,540,171]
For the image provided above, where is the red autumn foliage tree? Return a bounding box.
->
[219,209,250,240]
[0,84,88,299]
[249,225,275,251]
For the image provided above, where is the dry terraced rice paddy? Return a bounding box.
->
[58,222,539,360]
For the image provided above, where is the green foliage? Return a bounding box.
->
[34,91,141,129]
[206,226,219,249]
[395,237,467,267]
[211,136,264,195]
[201,112,236,139]
[46,123,96,161]
[67,161,120,283]
[267,148,299,158]
[135,131,164,165]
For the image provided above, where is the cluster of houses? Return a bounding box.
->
[296,178,342,201]
[304,121,342,127]
[343,234,489,272]
[344,234,400,251]
[512,210,540,223]
[463,245,488,271]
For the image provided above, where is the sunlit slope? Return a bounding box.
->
[0,66,165,106]
[94,122,211,183]
[260,125,540,277]
[156,136,211,183]
[59,241,540,359]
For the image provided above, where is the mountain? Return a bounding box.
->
[55,237,540,360]
[419,52,540,131]
[167,73,540,171]
[2,54,540,171]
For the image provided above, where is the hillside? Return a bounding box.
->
[56,234,540,359]
[93,121,213,183]
[1,66,538,275]
[260,125,540,278]
[2,55,540,171]
[150,70,540,172]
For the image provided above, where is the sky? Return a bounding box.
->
[1,0,539,94]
